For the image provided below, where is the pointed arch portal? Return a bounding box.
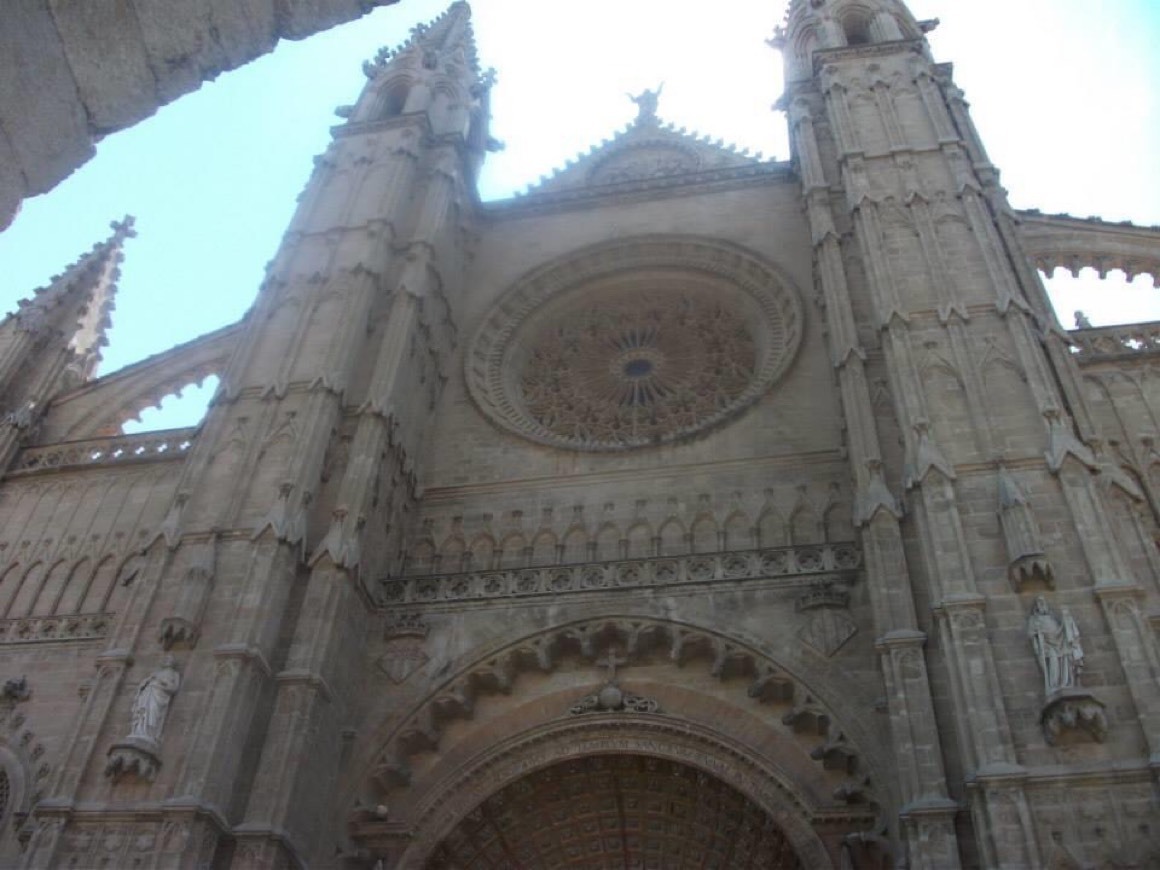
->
[426,753,804,869]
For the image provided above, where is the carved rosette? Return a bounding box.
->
[466,238,803,452]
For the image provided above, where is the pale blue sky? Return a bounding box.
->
[0,0,1157,431]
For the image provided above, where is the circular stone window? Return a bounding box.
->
[467,238,803,452]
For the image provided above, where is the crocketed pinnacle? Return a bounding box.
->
[9,216,135,370]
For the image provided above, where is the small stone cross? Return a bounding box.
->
[596,647,627,683]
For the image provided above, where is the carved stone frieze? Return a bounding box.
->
[381,542,860,606]
[0,612,111,645]
[10,428,197,476]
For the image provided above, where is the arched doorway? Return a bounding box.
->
[426,753,804,869]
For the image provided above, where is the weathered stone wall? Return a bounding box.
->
[0,0,400,230]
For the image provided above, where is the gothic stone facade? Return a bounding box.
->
[1,2,1159,868]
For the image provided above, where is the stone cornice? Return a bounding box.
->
[481,161,796,219]
[418,449,844,501]
[381,542,860,609]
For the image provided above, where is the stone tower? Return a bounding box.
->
[1,2,1159,868]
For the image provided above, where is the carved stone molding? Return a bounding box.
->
[567,648,660,715]
[104,737,162,783]
[364,615,887,837]
[382,542,861,607]
[9,428,197,477]
[0,612,111,645]
[465,236,804,452]
[355,717,848,870]
[796,581,856,658]
[1040,690,1108,747]
[377,612,431,685]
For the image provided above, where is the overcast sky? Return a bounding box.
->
[0,0,1157,431]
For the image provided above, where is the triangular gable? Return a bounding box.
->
[521,113,765,197]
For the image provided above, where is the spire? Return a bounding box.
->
[8,215,134,379]
[346,2,497,172]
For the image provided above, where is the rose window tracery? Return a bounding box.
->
[519,286,758,446]
[467,238,803,452]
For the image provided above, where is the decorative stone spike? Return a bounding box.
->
[998,466,1053,589]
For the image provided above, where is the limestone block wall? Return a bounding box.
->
[408,180,841,569]
[0,457,183,864]
[0,0,400,229]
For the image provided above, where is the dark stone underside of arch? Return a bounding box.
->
[425,753,804,870]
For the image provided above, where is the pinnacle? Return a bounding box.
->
[365,0,479,80]
[8,216,134,371]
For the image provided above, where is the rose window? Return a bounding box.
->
[467,238,803,452]
[518,287,758,446]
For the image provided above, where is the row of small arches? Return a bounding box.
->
[0,555,135,620]
[403,503,854,575]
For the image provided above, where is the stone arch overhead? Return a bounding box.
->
[355,615,893,814]
[1018,211,1160,288]
[44,321,239,441]
[376,717,841,870]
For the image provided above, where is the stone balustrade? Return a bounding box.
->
[382,542,861,607]
[1070,322,1160,363]
[10,427,197,475]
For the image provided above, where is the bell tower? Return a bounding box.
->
[777,1,1160,867]
[19,4,494,869]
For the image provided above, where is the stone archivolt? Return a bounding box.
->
[426,754,804,869]
[361,616,886,857]
[466,237,804,451]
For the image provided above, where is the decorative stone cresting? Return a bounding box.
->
[383,541,860,606]
[465,237,804,451]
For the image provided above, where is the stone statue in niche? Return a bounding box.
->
[1027,596,1083,694]
[129,655,181,742]
[105,655,182,782]
[1026,597,1107,746]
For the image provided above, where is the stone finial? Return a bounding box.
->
[997,466,1053,589]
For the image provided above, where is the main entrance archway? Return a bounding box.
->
[426,753,804,869]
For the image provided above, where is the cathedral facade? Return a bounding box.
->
[1,1,1159,867]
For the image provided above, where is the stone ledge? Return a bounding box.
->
[381,542,861,607]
